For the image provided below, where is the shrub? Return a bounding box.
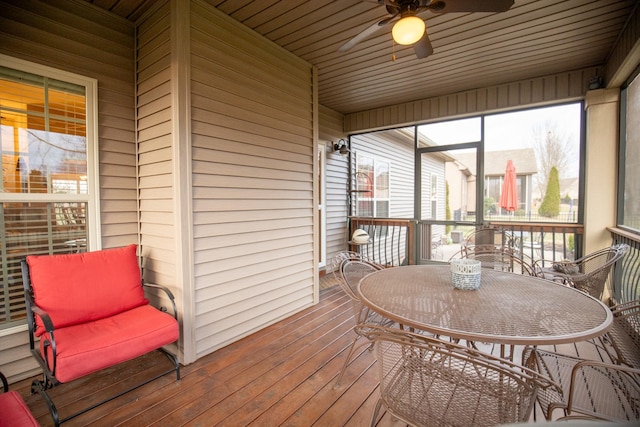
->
[484,197,496,215]
[539,167,561,217]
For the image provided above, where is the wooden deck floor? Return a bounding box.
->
[12,278,612,427]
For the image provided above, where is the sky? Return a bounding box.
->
[418,103,581,148]
[418,102,582,177]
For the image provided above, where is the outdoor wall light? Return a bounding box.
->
[333,139,350,156]
[392,15,425,45]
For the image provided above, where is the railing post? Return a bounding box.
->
[408,220,415,265]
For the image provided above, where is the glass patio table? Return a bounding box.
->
[357,265,613,346]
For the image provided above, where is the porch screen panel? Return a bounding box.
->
[620,70,640,231]
[0,67,88,328]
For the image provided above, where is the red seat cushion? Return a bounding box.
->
[26,244,148,336]
[0,390,39,427]
[39,305,179,383]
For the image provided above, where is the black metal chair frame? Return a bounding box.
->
[21,260,181,426]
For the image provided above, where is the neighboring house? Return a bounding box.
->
[444,158,474,220]
[558,177,580,203]
[534,177,580,206]
[453,149,538,217]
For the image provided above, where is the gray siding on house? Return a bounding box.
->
[351,131,414,219]
[188,1,316,358]
[0,0,138,382]
[319,105,348,270]
[420,157,446,221]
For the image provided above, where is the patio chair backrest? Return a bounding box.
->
[571,243,629,298]
[462,226,518,258]
[366,325,556,427]
[340,259,383,301]
[24,244,148,336]
[331,257,389,388]
[460,250,536,275]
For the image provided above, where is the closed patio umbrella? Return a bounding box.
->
[499,159,518,213]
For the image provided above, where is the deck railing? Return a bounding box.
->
[416,221,584,265]
[346,219,638,306]
[608,227,640,305]
[349,217,414,267]
[349,218,585,267]
[489,221,584,264]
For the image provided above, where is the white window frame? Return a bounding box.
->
[317,144,327,268]
[431,173,438,219]
[0,54,101,251]
[357,155,390,218]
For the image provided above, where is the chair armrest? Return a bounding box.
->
[29,304,59,377]
[531,259,545,277]
[143,282,178,320]
[611,299,640,315]
[32,305,55,333]
[533,265,569,284]
[561,360,640,421]
[1,371,8,393]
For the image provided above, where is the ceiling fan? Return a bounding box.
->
[339,0,515,59]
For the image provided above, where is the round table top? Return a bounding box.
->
[357,264,613,345]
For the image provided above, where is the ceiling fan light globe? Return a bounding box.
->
[392,16,425,45]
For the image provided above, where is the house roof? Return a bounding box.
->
[454,148,538,176]
[81,0,639,115]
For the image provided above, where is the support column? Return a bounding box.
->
[583,88,619,255]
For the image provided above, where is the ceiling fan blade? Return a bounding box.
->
[413,32,434,59]
[339,19,387,52]
[338,13,399,52]
[430,0,514,13]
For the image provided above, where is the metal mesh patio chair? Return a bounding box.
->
[462,226,518,257]
[457,249,536,275]
[329,251,378,290]
[363,325,559,427]
[536,243,629,299]
[333,258,391,387]
[524,348,640,422]
[598,299,640,369]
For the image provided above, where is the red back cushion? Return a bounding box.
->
[26,244,148,336]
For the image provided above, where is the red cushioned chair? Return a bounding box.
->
[21,244,180,426]
[0,371,39,427]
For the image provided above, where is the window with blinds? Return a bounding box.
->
[0,62,94,329]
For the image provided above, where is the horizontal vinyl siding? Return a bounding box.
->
[135,0,181,352]
[344,68,597,133]
[319,105,349,270]
[352,131,414,219]
[0,0,137,383]
[190,0,315,358]
[420,157,446,222]
[0,329,34,383]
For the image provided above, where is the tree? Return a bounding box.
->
[539,166,560,217]
[532,121,575,198]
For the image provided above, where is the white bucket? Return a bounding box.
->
[450,259,482,290]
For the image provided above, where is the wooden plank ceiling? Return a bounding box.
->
[85,0,637,115]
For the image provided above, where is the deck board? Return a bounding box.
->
[12,280,614,426]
